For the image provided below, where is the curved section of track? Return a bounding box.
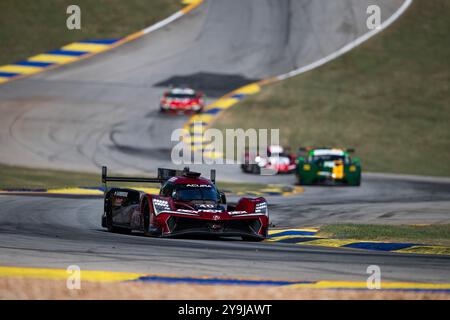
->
[0,0,405,177]
[1,174,449,283]
[2,0,448,286]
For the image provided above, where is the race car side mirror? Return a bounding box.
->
[219,192,227,205]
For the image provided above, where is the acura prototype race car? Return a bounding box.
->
[101,167,269,241]
[241,145,297,174]
[295,148,361,186]
[159,87,205,114]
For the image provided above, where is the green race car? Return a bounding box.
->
[295,148,361,186]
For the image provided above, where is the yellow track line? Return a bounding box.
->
[2,266,449,291]
[0,0,204,86]
[0,266,144,282]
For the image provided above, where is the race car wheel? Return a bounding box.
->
[142,200,151,236]
[116,226,131,234]
[241,164,251,173]
[106,209,130,234]
[105,203,114,232]
[106,214,116,232]
[297,177,309,185]
[242,236,264,242]
[251,164,261,174]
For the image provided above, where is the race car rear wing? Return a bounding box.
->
[102,166,163,185]
[101,166,216,190]
[298,147,356,153]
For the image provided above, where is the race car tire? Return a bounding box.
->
[241,236,265,242]
[106,209,131,234]
[142,199,151,236]
[251,164,261,175]
[115,226,131,234]
[105,205,115,232]
[107,221,131,234]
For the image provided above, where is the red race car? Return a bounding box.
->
[241,145,297,174]
[159,87,204,114]
[101,167,269,241]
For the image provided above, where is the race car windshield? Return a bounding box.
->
[269,152,290,158]
[167,93,197,99]
[312,155,347,162]
[174,185,218,201]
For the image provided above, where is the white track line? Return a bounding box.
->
[143,11,185,34]
[276,0,414,81]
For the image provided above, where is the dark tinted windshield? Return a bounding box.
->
[311,155,349,163]
[167,93,197,99]
[174,184,218,201]
[269,152,290,158]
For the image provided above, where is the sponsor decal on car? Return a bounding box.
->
[115,191,128,197]
[186,184,212,187]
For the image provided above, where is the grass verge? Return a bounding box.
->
[213,0,450,177]
[0,165,100,189]
[318,224,450,246]
[0,164,273,195]
[0,0,182,66]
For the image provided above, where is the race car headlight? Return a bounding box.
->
[153,199,171,215]
[349,165,357,172]
[303,164,311,171]
[254,202,268,216]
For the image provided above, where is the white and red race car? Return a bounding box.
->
[159,87,204,114]
[241,145,297,174]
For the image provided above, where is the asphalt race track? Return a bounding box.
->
[0,174,449,283]
[0,190,449,283]
[0,0,404,176]
[270,173,450,227]
[1,0,449,285]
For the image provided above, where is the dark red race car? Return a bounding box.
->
[159,87,204,114]
[101,167,269,241]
